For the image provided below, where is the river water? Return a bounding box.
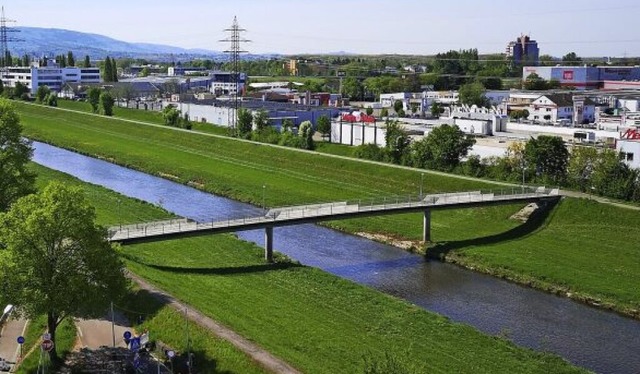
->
[32,141,640,374]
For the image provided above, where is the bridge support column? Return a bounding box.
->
[265,226,274,263]
[423,209,431,243]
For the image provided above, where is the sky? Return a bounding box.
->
[5,0,640,57]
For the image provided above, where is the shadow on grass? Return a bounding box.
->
[163,349,234,374]
[123,253,304,276]
[427,198,560,260]
[119,288,171,328]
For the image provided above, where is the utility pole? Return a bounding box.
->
[220,17,250,135]
[111,302,116,348]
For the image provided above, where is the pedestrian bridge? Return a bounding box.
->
[108,187,560,261]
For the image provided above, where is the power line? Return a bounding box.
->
[0,6,21,68]
[219,16,250,134]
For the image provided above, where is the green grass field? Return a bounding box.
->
[15,101,640,316]
[30,164,584,374]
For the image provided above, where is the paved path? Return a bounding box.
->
[75,314,131,350]
[0,319,27,371]
[128,272,302,374]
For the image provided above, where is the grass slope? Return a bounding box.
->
[17,102,640,315]
[441,198,640,316]
[29,166,585,373]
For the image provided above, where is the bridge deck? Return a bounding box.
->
[109,187,560,244]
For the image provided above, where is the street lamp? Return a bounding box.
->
[262,184,266,214]
[420,173,424,199]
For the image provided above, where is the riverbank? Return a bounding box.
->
[15,101,640,319]
[28,165,586,373]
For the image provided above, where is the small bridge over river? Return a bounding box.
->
[109,187,560,262]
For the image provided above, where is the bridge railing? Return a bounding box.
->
[108,186,559,241]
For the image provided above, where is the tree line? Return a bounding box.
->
[352,122,640,203]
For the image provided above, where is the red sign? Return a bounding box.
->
[41,339,54,352]
[563,71,574,80]
[621,129,640,140]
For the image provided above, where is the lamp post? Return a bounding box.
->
[521,161,527,193]
[420,173,424,199]
[262,184,266,214]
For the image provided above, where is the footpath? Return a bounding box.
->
[127,272,301,374]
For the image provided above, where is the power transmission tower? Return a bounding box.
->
[219,16,249,135]
[0,6,21,69]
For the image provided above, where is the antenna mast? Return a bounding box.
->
[219,16,250,134]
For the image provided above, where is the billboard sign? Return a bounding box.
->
[563,71,574,80]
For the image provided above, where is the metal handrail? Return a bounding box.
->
[109,187,557,241]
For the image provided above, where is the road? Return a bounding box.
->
[75,313,131,349]
[0,318,27,372]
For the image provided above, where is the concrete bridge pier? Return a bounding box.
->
[423,209,431,243]
[265,226,274,263]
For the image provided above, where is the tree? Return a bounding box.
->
[282,118,294,132]
[411,124,476,171]
[365,107,374,116]
[384,120,410,164]
[36,85,51,103]
[67,51,75,67]
[0,182,128,362]
[342,77,364,100]
[99,91,115,116]
[591,149,637,200]
[237,108,253,136]
[111,59,118,82]
[298,120,315,150]
[162,105,180,127]
[393,99,404,114]
[562,52,582,66]
[568,146,599,192]
[0,99,35,211]
[253,110,270,131]
[458,82,489,107]
[430,102,443,117]
[523,73,550,90]
[83,55,91,68]
[13,82,29,100]
[316,115,331,141]
[45,93,58,107]
[103,57,113,82]
[524,135,569,185]
[21,54,30,67]
[139,66,151,77]
[380,108,389,119]
[87,87,101,113]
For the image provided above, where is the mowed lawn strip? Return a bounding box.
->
[18,103,640,314]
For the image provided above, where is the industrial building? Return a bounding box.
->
[523,66,640,89]
[1,60,101,94]
[617,128,640,169]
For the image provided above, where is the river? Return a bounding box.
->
[32,141,640,374]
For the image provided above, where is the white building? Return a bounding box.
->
[527,93,595,124]
[1,62,101,94]
[617,128,640,169]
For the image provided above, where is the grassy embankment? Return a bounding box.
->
[31,164,269,374]
[16,101,640,317]
[30,165,584,373]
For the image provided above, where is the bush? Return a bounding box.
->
[354,144,387,162]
